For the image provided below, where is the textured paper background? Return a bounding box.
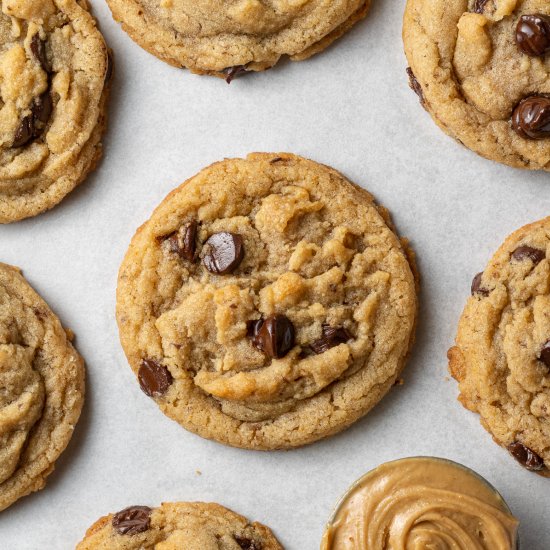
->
[1,0,549,548]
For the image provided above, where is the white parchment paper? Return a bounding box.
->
[1,0,549,548]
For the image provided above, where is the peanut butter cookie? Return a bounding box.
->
[449,217,550,476]
[77,502,283,549]
[106,0,370,80]
[0,262,85,511]
[403,0,550,170]
[116,153,418,450]
[0,0,111,223]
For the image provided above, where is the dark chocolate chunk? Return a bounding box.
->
[473,0,489,14]
[12,115,34,148]
[310,324,351,354]
[250,315,295,359]
[508,441,545,471]
[511,95,550,139]
[202,232,244,275]
[169,220,198,262]
[30,34,51,73]
[112,506,152,535]
[471,272,489,297]
[516,14,550,57]
[406,67,424,106]
[511,245,545,264]
[234,535,262,550]
[538,340,550,369]
[105,51,114,82]
[32,92,53,125]
[138,359,173,397]
[223,65,248,84]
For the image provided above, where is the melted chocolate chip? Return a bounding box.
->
[310,324,351,354]
[516,14,550,57]
[250,315,295,359]
[30,34,51,73]
[32,92,53,125]
[169,220,198,261]
[473,0,489,14]
[105,51,114,83]
[471,272,489,296]
[12,115,34,148]
[511,245,545,264]
[202,232,244,275]
[223,65,248,84]
[512,95,550,139]
[538,340,550,369]
[112,506,152,535]
[234,535,262,550]
[138,359,173,397]
[406,67,424,106]
[508,441,545,471]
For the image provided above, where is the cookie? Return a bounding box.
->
[0,262,85,511]
[106,0,370,80]
[403,0,550,171]
[77,502,283,549]
[116,153,418,450]
[0,0,111,223]
[449,217,550,476]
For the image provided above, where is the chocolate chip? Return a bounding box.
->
[511,245,545,264]
[12,115,34,148]
[234,535,262,550]
[406,67,424,106]
[30,34,51,73]
[32,92,53,125]
[105,51,114,83]
[310,324,351,354]
[511,95,550,139]
[508,441,545,471]
[138,359,173,397]
[202,232,244,275]
[538,340,550,368]
[473,0,489,14]
[223,65,248,84]
[516,14,550,57]
[471,272,489,297]
[250,315,295,359]
[169,220,198,262]
[112,506,152,535]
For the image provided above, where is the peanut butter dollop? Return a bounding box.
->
[322,457,519,550]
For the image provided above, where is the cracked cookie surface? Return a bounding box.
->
[449,217,550,476]
[403,0,550,170]
[116,153,418,450]
[106,0,370,78]
[0,0,111,223]
[0,262,85,511]
[77,501,283,549]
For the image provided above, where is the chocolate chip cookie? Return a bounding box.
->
[0,0,111,223]
[77,501,283,549]
[449,217,550,476]
[403,0,550,170]
[116,153,418,450]
[0,262,85,511]
[106,0,370,80]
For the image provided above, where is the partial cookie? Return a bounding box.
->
[76,501,283,549]
[403,0,550,170]
[449,217,550,476]
[106,0,370,79]
[116,153,418,450]
[0,0,111,223]
[0,262,85,511]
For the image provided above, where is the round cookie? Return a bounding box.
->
[0,262,85,511]
[77,502,283,549]
[116,153,418,450]
[449,217,550,476]
[0,0,111,223]
[106,0,370,79]
[403,0,550,171]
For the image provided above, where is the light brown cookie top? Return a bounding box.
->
[403,0,550,171]
[116,153,418,450]
[449,217,550,476]
[106,0,370,79]
[0,262,85,511]
[76,501,283,549]
[0,0,111,223]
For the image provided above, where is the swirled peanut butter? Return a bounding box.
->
[322,458,519,550]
